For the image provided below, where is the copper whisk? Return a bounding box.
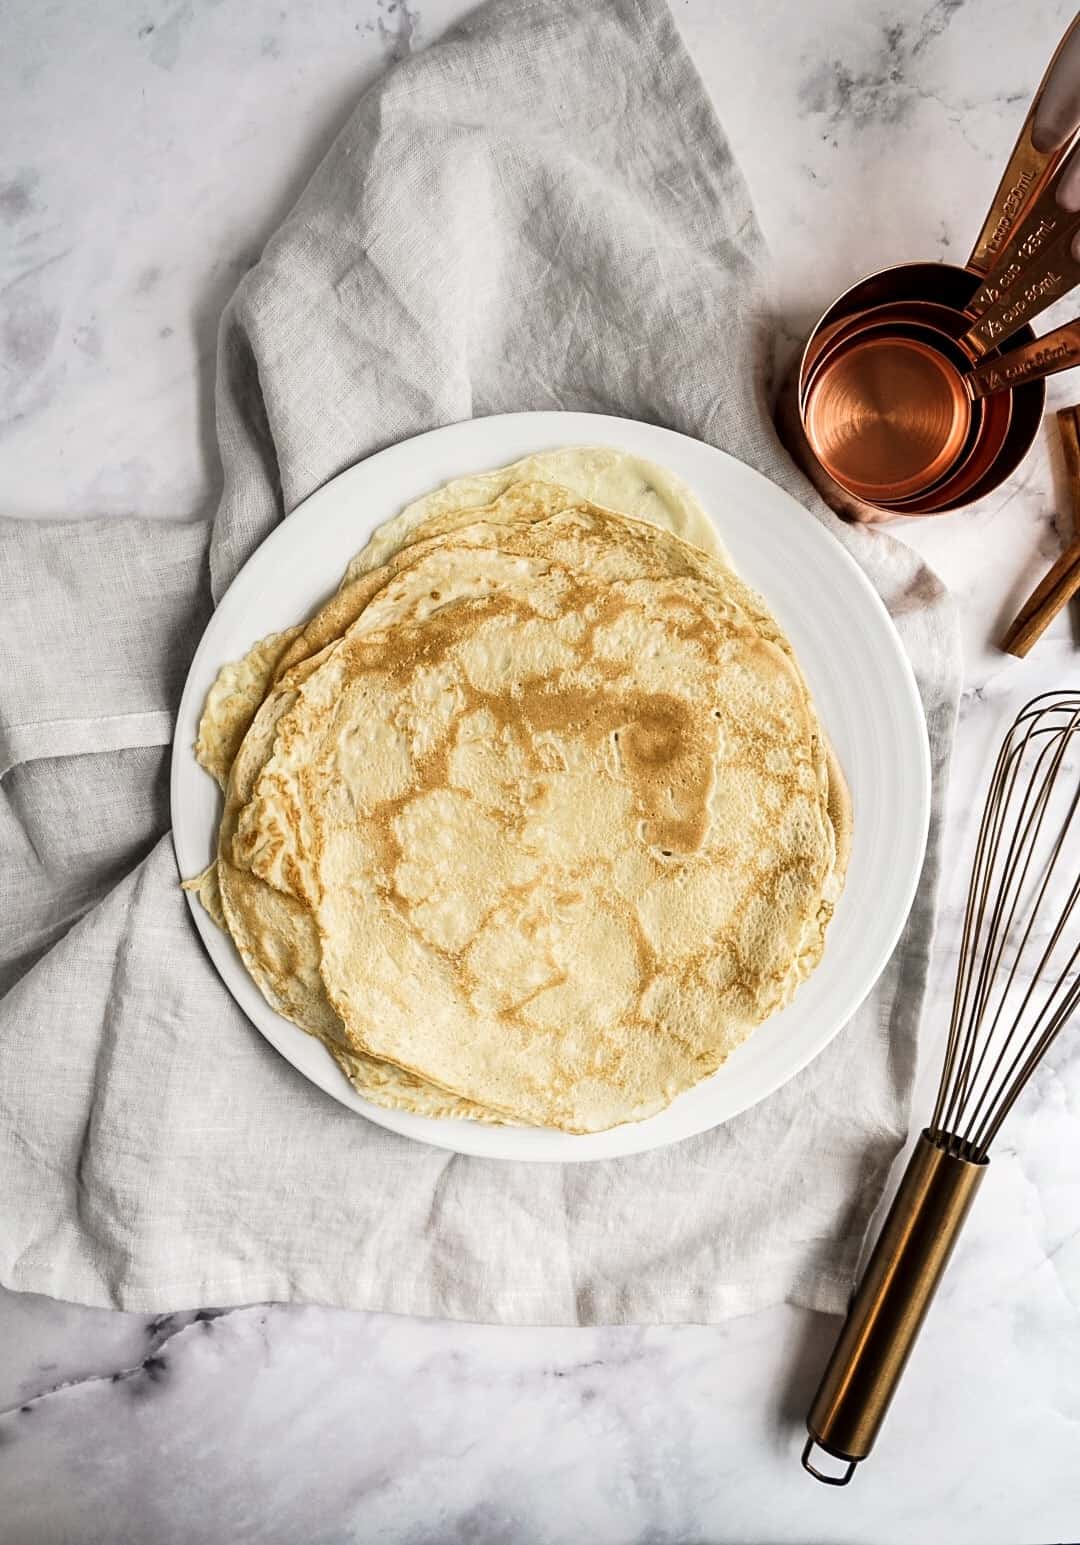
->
[803,692,1080,1484]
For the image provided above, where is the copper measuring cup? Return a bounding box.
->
[797,266,1042,516]
[804,313,1080,506]
[799,302,1003,507]
[797,13,1080,517]
[803,321,1000,504]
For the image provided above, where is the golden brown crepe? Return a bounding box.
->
[186,451,849,1131]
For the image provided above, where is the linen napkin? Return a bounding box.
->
[0,0,960,1320]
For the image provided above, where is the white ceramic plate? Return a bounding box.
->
[172,412,930,1162]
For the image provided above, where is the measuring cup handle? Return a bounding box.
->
[967,319,1080,397]
[968,12,1080,275]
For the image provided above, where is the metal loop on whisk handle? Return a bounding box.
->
[803,692,1080,1484]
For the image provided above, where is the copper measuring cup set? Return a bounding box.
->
[797,13,1080,518]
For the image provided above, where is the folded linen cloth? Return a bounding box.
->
[0,0,960,1320]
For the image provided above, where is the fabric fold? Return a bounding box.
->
[0,515,211,774]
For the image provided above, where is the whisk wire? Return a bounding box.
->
[929,692,1080,1161]
[951,730,1076,1144]
[930,736,1008,1138]
[976,870,1080,1152]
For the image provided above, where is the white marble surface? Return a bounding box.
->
[3,0,1080,1540]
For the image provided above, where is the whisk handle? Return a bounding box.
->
[802,1130,987,1485]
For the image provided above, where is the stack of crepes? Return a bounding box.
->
[187,448,850,1134]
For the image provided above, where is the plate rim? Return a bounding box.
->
[171,410,931,1162]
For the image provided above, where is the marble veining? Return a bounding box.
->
[2,0,1080,1540]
